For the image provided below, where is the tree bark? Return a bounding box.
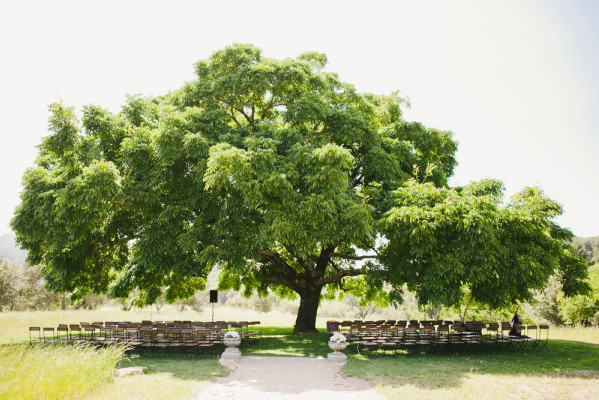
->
[293,286,323,334]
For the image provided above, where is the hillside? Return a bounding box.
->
[573,236,599,263]
[0,233,27,266]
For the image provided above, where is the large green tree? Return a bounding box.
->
[12,44,587,332]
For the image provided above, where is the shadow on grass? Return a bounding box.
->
[242,327,330,358]
[118,327,329,379]
[342,340,599,390]
[119,355,228,381]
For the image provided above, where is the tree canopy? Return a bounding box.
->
[12,44,588,332]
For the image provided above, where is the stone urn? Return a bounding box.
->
[328,341,347,354]
[221,333,242,360]
[327,334,348,362]
[224,336,242,348]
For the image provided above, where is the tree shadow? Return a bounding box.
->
[119,330,330,379]
[342,339,599,390]
[122,356,227,381]
[242,331,330,358]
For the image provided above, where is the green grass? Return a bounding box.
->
[0,343,228,400]
[89,356,228,400]
[343,340,599,380]
[241,327,330,357]
[342,341,599,399]
[122,356,228,380]
[0,343,124,400]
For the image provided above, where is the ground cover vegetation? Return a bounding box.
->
[0,343,124,400]
[344,340,599,399]
[10,44,590,333]
[0,342,226,400]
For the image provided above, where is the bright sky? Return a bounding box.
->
[1,0,598,237]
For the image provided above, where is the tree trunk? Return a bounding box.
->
[293,286,323,334]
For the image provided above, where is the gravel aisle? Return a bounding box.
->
[196,356,384,400]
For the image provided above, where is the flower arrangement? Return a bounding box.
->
[329,333,347,343]
[224,330,240,339]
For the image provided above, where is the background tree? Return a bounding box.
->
[12,44,588,332]
[529,275,564,326]
[559,263,599,325]
[574,236,599,264]
[0,258,18,311]
[0,257,62,312]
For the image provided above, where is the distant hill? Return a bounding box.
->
[0,233,27,266]
[573,236,599,264]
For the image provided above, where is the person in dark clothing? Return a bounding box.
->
[509,313,522,336]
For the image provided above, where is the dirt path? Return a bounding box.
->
[195,356,384,400]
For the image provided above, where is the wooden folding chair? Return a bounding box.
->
[538,325,549,350]
[56,325,69,344]
[29,327,41,344]
[42,327,55,343]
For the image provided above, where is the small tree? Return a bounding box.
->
[559,263,599,325]
[0,259,18,311]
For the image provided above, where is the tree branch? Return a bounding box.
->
[258,249,302,292]
[316,244,337,274]
[317,268,364,286]
[331,253,378,261]
[339,277,367,295]
[260,96,276,120]
[283,244,316,276]
[230,107,241,127]
[235,107,253,124]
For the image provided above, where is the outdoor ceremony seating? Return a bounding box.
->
[327,319,548,355]
[27,320,261,358]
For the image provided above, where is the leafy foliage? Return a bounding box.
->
[380,180,588,309]
[559,263,599,325]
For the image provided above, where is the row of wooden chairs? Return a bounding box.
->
[28,320,261,357]
[330,319,500,331]
[329,321,549,354]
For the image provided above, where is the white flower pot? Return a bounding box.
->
[328,341,347,353]
[221,337,242,360]
[224,337,241,348]
[327,341,348,362]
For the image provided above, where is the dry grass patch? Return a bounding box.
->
[89,356,228,400]
[550,326,599,344]
[376,373,599,400]
[0,343,123,400]
[90,372,215,400]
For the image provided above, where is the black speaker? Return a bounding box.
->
[209,290,218,303]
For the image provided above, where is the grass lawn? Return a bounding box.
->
[90,357,228,400]
[343,340,599,399]
[241,327,330,357]
[550,326,599,344]
[240,327,599,399]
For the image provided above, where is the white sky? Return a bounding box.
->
[1,0,598,237]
